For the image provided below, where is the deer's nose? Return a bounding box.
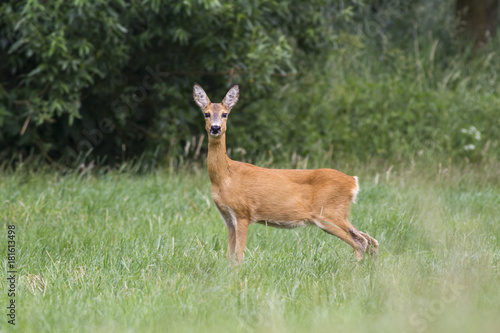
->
[210,125,221,135]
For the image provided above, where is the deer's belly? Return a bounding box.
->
[255,219,311,229]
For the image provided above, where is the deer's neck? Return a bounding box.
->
[207,134,232,186]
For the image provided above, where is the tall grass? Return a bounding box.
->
[1,160,499,332]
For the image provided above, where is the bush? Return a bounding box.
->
[226,37,500,165]
[0,0,348,168]
[1,0,498,170]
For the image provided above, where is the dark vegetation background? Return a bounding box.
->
[0,0,499,171]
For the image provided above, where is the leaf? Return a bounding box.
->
[27,64,47,77]
[116,23,128,33]
[8,38,27,54]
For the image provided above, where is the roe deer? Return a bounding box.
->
[193,83,378,264]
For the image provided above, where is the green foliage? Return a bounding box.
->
[0,165,499,332]
[0,0,499,168]
[230,43,500,164]
[0,0,346,167]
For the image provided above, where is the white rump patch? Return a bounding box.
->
[352,176,360,203]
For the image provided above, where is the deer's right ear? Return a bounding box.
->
[193,83,211,109]
[222,85,239,110]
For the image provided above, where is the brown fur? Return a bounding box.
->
[193,83,378,264]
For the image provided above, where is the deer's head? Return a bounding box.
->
[193,84,239,138]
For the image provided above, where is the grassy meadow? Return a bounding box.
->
[1,160,499,332]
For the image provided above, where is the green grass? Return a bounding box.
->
[1,162,499,333]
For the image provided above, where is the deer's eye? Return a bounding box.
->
[222,113,228,118]
[204,113,210,118]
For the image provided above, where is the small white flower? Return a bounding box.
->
[464,144,475,151]
[461,126,481,141]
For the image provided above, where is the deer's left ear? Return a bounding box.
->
[222,85,239,110]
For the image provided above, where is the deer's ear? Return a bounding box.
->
[193,83,211,109]
[222,85,239,110]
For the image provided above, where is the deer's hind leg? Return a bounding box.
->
[313,217,369,261]
[359,231,378,259]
